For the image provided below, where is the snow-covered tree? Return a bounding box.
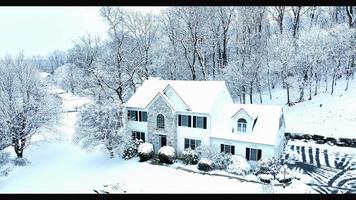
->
[74,102,124,158]
[0,53,61,158]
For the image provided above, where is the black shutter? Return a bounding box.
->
[135,111,138,121]
[178,115,181,126]
[203,117,207,129]
[132,132,135,140]
[128,110,131,119]
[231,146,235,155]
[220,144,224,153]
[142,132,145,142]
[188,116,192,127]
[138,111,142,121]
[193,116,196,128]
[257,149,262,161]
[246,148,250,160]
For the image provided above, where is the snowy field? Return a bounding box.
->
[253,78,356,139]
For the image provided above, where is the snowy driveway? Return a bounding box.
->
[282,140,356,193]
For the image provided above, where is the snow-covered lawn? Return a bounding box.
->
[255,79,356,139]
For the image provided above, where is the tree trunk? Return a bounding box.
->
[286,83,291,106]
[331,72,336,95]
[222,35,227,67]
[299,71,307,102]
[309,78,312,100]
[267,68,272,100]
[314,74,318,96]
[13,138,24,158]
[258,86,263,104]
[249,81,253,104]
[242,86,246,104]
[16,149,23,158]
[325,74,328,92]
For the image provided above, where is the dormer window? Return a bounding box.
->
[237,118,247,132]
[157,114,165,129]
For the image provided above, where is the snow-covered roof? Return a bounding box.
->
[211,103,283,146]
[124,79,228,113]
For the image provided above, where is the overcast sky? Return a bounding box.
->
[0,7,165,57]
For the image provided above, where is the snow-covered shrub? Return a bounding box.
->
[182,148,199,165]
[158,146,176,164]
[138,143,154,162]
[255,157,281,178]
[212,152,232,170]
[13,157,30,166]
[258,174,274,184]
[285,151,301,165]
[0,151,10,165]
[276,167,293,184]
[226,155,251,176]
[122,139,143,160]
[197,158,213,172]
[312,134,324,141]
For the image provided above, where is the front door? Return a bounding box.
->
[154,134,167,154]
[160,135,167,147]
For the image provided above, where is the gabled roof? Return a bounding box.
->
[145,92,176,111]
[162,84,191,111]
[231,108,256,121]
[125,79,229,113]
[211,103,283,146]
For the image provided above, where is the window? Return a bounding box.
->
[245,148,262,161]
[132,131,145,142]
[128,110,138,121]
[220,144,235,155]
[193,116,207,129]
[184,138,201,150]
[139,111,147,122]
[128,110,147,122]
[157,114,165,129]
[178,115,191,127]
[237,118,247,132]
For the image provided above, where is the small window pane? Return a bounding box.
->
[181,115,189,127]
[184,139,189,149]
[141,111,147,122]
[196,140,201,148]
[191,140,196,150]
[225,145,231,154]
[251,148,257,161]
[129,110,137,121]
[196,117,204,128]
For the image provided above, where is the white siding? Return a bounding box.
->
[176,113,211,156]
[210,138,276,159]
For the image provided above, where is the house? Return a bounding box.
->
[123,79,286,161]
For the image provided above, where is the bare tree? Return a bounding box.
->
[0,53,61,158]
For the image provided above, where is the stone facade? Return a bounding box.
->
[147,95,177,152]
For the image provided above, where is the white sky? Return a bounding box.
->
[0,6,165,57]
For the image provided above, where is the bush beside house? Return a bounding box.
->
[138,143,154,162]
[122,139,143,160]
[197,158,213,172]
[182,148,199,165]
[226,155,252,176]
[158,146,176,164]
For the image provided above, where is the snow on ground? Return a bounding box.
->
[0,87,314,193]
[251,78,356,139]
